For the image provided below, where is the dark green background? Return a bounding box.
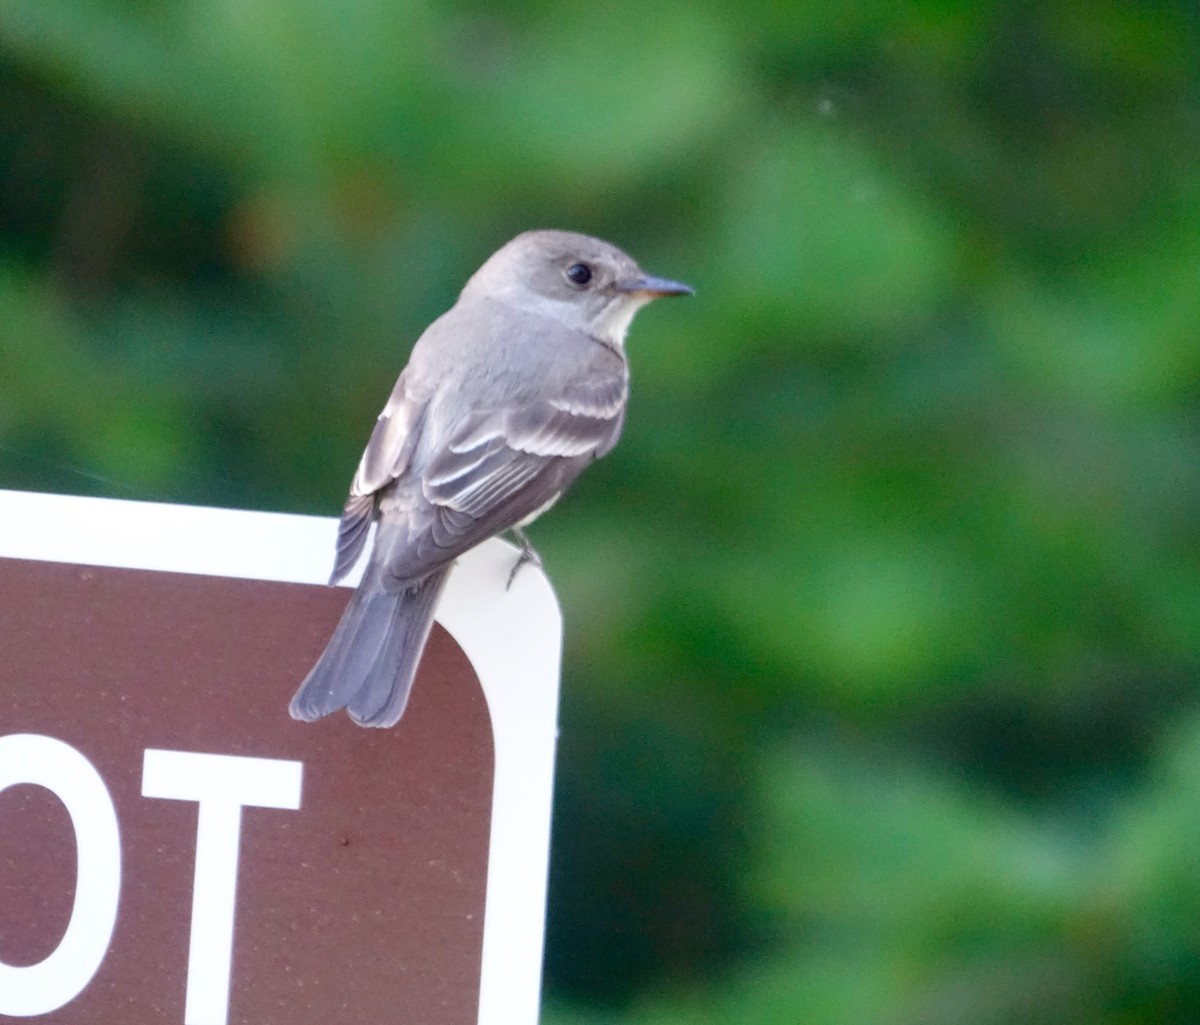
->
[2,3,1199,1022]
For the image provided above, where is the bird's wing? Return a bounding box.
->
[376,368,627,587]
[329,372,425,584]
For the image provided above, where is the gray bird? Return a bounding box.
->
[289,229,692,728]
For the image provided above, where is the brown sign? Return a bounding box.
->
[0,490,562,1025]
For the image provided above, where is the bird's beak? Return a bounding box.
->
[616,274,694,298]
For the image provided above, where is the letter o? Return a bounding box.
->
[0,734,121,1016]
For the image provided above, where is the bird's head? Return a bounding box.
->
[461,229,692,347]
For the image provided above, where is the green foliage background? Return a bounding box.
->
[2,2,1199,1021]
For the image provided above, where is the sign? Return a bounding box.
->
[0,489,561,1025]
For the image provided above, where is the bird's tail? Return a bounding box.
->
[289,566,450,728]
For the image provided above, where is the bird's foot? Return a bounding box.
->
[506,527,543,590]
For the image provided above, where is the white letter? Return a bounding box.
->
[142,750,302,1025]
[0,734,121,1017]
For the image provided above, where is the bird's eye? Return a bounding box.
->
[565,262,593,286]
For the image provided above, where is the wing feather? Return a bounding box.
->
[507,405,610,457]
[348,331,629,588]
[376,370,626,585]
[329,373,425,583]
[350,375,421,497]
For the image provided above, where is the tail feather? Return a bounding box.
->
[289,567,450,728]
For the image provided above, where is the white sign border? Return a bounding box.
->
[0,487,561,1025]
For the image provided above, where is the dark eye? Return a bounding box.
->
[566,262,593,286]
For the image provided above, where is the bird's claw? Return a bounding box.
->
[506,527,543,590]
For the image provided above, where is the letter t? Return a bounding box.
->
[142,750,303,1025]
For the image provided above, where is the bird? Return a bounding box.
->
[289,229,692,728]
